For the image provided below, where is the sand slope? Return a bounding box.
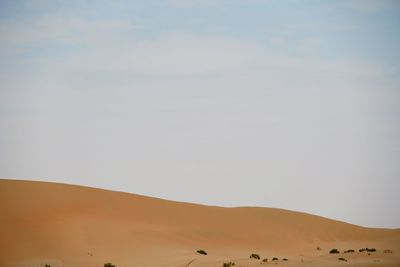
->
[0,179,399,267]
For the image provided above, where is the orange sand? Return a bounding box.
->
[0,179,399,267]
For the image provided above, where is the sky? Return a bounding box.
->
[0,0,399,228]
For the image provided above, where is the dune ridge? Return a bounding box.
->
[0,179,399,267]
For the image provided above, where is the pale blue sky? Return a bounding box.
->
[1,0,399,228]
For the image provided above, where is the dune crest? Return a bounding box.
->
[0,179,399,267]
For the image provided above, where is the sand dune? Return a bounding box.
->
[0,179,399,267]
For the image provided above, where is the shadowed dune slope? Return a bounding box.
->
[0,179,399,267]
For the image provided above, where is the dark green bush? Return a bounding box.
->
[250,254,260,260]
[104,263,115,267]
[330,249,340,254]
[197,249,207,255]
[272,257,278,261]
[359,247,376,253]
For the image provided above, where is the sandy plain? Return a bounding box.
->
[0,179,399,267]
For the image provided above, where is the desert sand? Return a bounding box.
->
[0,179,399,267]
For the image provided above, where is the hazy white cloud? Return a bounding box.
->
[1,13,384,78]
[0,15,136,54]
[61,33,262,75]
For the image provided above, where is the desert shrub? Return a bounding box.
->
[344,249,355,253]
[197,249,207,255]
[104,263,115,267]
[383,249,393,254]
[338,258,347,262]
[262,258,268,262]
[316,246,322,251]
[250,254,260,260]
[359,248,366,252]
[45,265,51,267]
[366,248,376,252]
[222,262,235,267]
[330,249,340,254]
[272,257,278,261]
[283,258,288,261]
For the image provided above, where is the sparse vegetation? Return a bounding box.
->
[283,258,288,261]
[262,258,268,262]
[344,249,355,253]
[272,257,278,261]
[45,265,51,267]
[250,254,260,260]
[197,249,207,255]
[330,249,340,254]
[338,258,347,262]
[383,249,393,254]
[104,263,115,267]
[223,262,235,267]
[316,246,322,251]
